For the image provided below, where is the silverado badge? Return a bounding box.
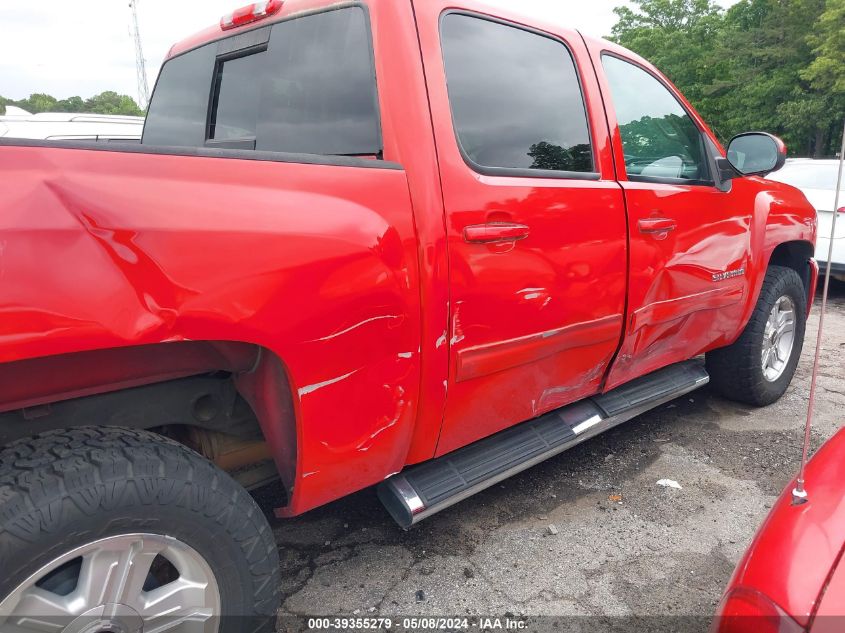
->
[712,267,746,282]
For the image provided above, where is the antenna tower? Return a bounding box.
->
[129,0,150,109]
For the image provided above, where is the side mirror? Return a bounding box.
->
[725,132,787,177]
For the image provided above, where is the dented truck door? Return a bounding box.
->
[588,43,753,390]
[413,1,628,456]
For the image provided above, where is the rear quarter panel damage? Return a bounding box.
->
[0,145,422,514]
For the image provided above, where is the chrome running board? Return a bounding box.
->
[378,360,708,528]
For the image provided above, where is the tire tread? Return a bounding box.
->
[706,265,806,406]
[0,427,279,625]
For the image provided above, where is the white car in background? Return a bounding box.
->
[0,106,144,141]
[769,158,845,280]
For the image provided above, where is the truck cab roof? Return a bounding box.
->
[165,0,619,64]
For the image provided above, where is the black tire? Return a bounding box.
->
[0,427,280,633]
[706,265,807,406]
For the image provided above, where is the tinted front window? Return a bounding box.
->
[602,55,709,183]
[143,7,381,157]
[441,14,594,174]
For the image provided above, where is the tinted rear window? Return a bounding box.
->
[440,14,594,174]
[210,52,265,142]
[143,7,381,157]
[142,44,215,147]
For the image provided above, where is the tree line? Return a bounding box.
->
[612,0,844,157]
[0,92,144,117]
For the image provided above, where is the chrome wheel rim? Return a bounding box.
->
[762,295,796,382]
[0,533,220,633]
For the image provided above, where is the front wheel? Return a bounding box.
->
[0,427,280,633]
[706,265,807,406]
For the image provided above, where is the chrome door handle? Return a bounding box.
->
[463,223,530,244]
[638,218,677,234]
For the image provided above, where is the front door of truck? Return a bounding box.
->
[587,43,753,389]
[414,3,628,456]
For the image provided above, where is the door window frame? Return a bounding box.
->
[206,43,269,150]
[144,2,387,163]
[439,10,601,182]
[600,51,716,187]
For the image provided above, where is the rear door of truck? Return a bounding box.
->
[412,0,629,456]
[140,1,430,513]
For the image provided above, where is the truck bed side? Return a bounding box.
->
[0,140,422,513]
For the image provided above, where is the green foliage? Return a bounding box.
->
[56,96,85,112]
[611,0,845,157]
[802,0,845,94]
[618,114,702,164]
[527,141,593,172]
[15,93,58,114]
[81,91,144,115]
[0,91,144,117]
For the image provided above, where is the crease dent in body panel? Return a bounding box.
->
[455,314,623,382]
[536,360,608,413]
[357,384,408,451]
[450,302,465,345]
[43,180,198,338]
[297,369,359,396]
[308,314,404,342]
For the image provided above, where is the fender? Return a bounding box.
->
[716,176,817,352]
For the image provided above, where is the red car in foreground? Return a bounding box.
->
[713,427,845,633]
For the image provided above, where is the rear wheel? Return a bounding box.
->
[0,427,280,633]
[706,265,807,406]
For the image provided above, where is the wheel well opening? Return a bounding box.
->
[769,240,815,306]
[0,341,297,500]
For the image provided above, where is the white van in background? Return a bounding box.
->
[0,106,144,141]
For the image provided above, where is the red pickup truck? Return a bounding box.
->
[0,0,818,628]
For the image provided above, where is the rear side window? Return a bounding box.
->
[440,14,594,175]
[143,7,381,157]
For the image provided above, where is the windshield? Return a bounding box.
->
[769,162,845,192]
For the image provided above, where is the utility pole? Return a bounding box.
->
[129,0,150,110]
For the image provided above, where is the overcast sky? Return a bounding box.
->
[0,1,735,105]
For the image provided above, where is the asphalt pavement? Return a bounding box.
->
[255,279,845,630]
